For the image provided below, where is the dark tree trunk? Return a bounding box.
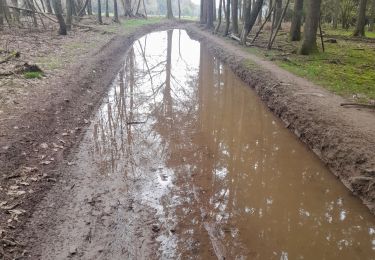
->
[66,0,73,30]
[113,0,119,22]
[178,0,180,19]
[87,0,92,15]
[213,0,216,20]
[353,0,368,36]
[44,0,53,13]
[206,0,214,28]
[166,0,173,19]
[369,0,375,31]
[290,0,303,41]
[299,0,321,55]
[224,0,231,35]
[275,0,282,24]
[97,0,102,23]
[240,0,264,43]
[0,0,4,29]
[231,0,239,34]
[52,0,67,35]
[105,0,109,17]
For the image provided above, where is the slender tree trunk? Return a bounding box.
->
[97,0,102,23]
[290,0,303,41]
[231,0,239,34]
[257,2,262,24]
[113,0,119,22]
[369,0,375,31]
[105,0,109,17]
[240,0,264,43]
[11,0,20,23]
[87,0,92,15]
[353,0,368,36]
[166,0,173,19]
[66,0,72,30]
[215,0,223,32]
[299,0,321,55]
[275,0,282,27]
[178,0,181,19]
[0,0,4,29]
[44,0,53,13]
[224,0,231,35]
[52,0,67,35]
[213,0,216,20]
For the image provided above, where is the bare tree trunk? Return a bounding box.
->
[113,0,119,21]
[52,0,67,35]
[369,0,375,31]
[290,0,303,41]
[299,0,321,55]
[11,0,20,23]
[215,0,223,33]
[44,0,53,13]
[206,0,214,28]
[97,0,102,23]
[87,0,92,15]
[240,0,264,43]
[178,0,180,19]
[0,0,4,29]
[224,0,231,35]
[213,0,216,21]
[66,0,72,30]
[257,1,262,24]
[166,0,173,19]
[275,0,282,28]
[353,0,368,36]
[105,0,109,17]
[231,0,239,34]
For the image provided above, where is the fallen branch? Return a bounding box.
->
[340,103,375,109]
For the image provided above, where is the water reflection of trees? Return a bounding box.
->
[89,30,375,260]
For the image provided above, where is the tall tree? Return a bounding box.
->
[275,0,282,26]
[206,0,214,27]
[113,0,119,22]
[97,0,102,23]
[166,0,173,18]
[290,0,303,41]
[44,0,53,13]
[215,0,223,33]
[52,0,67,35]
[231,0,239,34]
[87,0,92,15]
[240,0,264,43]
[66,0,73,30]
[105,0,109,17]
[299,0,321,55]
[11,0,20,23]
[353,0,368,36]
[370,0,375,31]
[224,0,231,35]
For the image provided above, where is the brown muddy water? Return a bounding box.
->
[83,30,375,259]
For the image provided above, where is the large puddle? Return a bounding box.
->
[89,30,375,259]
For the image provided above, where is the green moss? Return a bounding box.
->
[24,71,43,79]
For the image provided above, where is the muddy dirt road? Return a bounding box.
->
[21,30,375,259]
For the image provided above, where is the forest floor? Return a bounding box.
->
[0,17,375,259]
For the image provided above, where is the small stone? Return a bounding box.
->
[152,224,160,233]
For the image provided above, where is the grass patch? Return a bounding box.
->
[121,17,165,32]
[242,29,375,101]
[323,27,375,39]
[24,71,43,79]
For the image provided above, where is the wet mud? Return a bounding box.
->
[26,30,375,259]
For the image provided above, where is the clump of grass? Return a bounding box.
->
[24,71,43,79]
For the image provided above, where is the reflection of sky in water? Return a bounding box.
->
[89,29,375,260]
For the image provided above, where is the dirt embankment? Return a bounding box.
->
[186,24,375,213]
[0,20,180,258]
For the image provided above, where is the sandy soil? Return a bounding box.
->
[0,20,374,258]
